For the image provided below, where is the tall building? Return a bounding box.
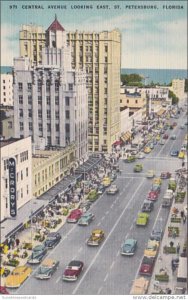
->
[170,79,185,100]
[14,18,88,160]
[19,18,121,153]
[0,137,32,222]
[19,24,46,66]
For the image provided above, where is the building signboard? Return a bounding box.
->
[9,158,17,217]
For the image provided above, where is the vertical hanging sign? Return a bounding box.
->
[9,158,17,217]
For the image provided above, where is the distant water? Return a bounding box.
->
[1,66,12,74]
[121,68,187,85]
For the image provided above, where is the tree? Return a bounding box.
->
[169,90,179,105]
[121,73,143,86]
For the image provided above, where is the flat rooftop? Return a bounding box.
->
[0,138,21,148]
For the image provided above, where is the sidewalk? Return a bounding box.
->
[148,178,187,294]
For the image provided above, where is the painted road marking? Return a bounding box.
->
[116,250,120,257]
[97,286,103,294]
[72,178,145,295]
[104,273,109,282]
[56,276,61,284]
[110,261,115,270]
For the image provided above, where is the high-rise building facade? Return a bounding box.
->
[19,18,121,153]
[1,73,13,106]
[14,19,88,160]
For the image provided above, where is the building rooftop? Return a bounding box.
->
[0,138,21,148]
[46,16,65,32]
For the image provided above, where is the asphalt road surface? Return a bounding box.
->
[12,113,187,295]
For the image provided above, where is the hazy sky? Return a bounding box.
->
[1,0,187,69]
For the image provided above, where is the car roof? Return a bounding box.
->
[33,244,45,250]
[41,258,56,267]
[47,232,59,237]
[92,229,103,234]
[68,260,82,266]
[125,238,135,244]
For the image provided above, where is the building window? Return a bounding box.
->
[28,95,32,104]
[46,96,50,105]
[46,80,50,91]
[39,123,43,131]
[55,96,59,105]
[47,136,51,145]
[68,83,73,91]
[38,110,42,118]
[135,99,138,104]
[55,81,59,92]
[105,57,108,63]
[47,124,51,132]
[66,110,70,119]
[21,171,23,180]
[55,111,59,119]
[47,110,51,119]
[20,151,28,162]
[28,109,32,118]
[26,167,28,177]
[56,124,59,131]
[8,121,13,129]
[19,95,23,104]
[38,80,42,92]
[65,97,70,106]
[20,122,24,131]
[27,83,32,91]
[127,99,129,103]
[21,188,23,198]
[65,123,70,134]
[56,137,60,144]
[18,83,23,91]
[27,185,29,195]
[38,96,42,104]
[105,45,108,52]
[29,122,33,131]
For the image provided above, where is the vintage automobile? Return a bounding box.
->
[124,155,136,163]
[160,172,171,179]
[170,135,176,140]
[152,177,162,186]
[67,209,82,223]
[62,260,84,281]
[144,147,151,154]
[97,184,106,195]
[87,189,98,202]
[146,170,155,178]
[78,212,95,226]
[133,164,143,172]
[44,232,61,249]
[35,258,59,279]
[109,171,117,182]
[150,225,163,241]
[178,151,185,159]
[137,152,145,159]
[168,178,177,191]
[151,184,161,193]
[106,184,119,195]
[121,238,137,256]
[5,266,32,288]
[163,134,168,139]
[87,229,105,246]
[144,240,159,257]
[159,139,165,145]
[139,256,155,276]
[78,201,91,213]
[0,286,9,294]
[27,244,47,264]
[136,212,149,226]
[170,150,179,156]
[130,277,149,294]
[147,191,159,201]
[102,177,111,187]
[141,200,154,212]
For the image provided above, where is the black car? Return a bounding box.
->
[44,232,61,249]
[27,244,47,264]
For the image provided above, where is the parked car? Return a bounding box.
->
[144,240,159,257]
[35,259,59,279]
[141,200,154,212]
[124,155,136,163]
[163,134,168,139]
[139,256,155,276]
[78,201,91,213]
[152,177,162,186]
[178,151,185,159]
[106,184,119,195]
[136,213,149,226]
[62,260,84,281]
[159,139,165,145]
[5,266,32,288]
[137,152,145,159]
[168,178,177,191]
[27,244,47,264]
[170,150,179,156]
[67,209,82,223]
[87,229,105,246]
[121,238,137,256]
[160,172,171,179]
[144,147,151,154]
[150,226,163,241]
[133,164,143,172]
[130,277,149,295]
[102,177,111,187]
[0,286,9,294]
[44,232,61,249]
[151,184,161,193]
[146,170,155,178]
[170,135,176,140]
[87,189,98,202]
[109,171,117,182]
[78,212,95,226]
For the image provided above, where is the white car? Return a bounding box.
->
[106,184,119,195]
[137,152,145,159]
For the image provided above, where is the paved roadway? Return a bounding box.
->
[12,113,187,295]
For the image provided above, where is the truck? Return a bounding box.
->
[162,189,174,207]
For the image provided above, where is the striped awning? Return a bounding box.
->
[157,108,166,116]
[121,131,132,142]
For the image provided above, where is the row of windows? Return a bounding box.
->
[19,95,70,106]
[18,82,73,92]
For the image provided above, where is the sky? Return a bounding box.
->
[1,0,187,69]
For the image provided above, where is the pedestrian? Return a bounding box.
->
[182,161,185,167]
[172,228,177,239]
[176,243,180,255]
[15,238,20,247]
[171,261,176,274]
[170,241,174,248]
[180,210,184,219]
[183,215,186,224]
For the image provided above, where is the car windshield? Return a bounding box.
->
[39,266,51,274]
[47,236,56,240]
[93,233,101,237]
[67,266,79,270]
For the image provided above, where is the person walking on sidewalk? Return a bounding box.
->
[183,215,186,224]
[176,243,180,255]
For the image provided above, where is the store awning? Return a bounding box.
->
[121,131,132,142]
[157,108,166,116]
[113,140,122,146]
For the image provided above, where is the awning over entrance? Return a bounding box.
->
[157,108,166,116]
[121,131,132,142]
[112,140,122,146]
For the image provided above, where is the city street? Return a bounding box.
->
[9,113,187,295]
